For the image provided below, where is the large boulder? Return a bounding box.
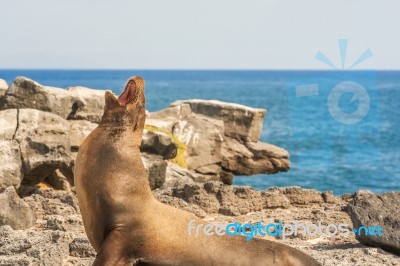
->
[15,109,71,185]
[0,187,36,229]
[0,109,22,191]
[148,100,290,181]
[347,192,400,255]
[1,77,107,123]
[171,99,266,142]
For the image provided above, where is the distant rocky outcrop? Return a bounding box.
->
[1,77,107,123]
[147,99,290,183]
[0,76,290,192]
[348,191,400,255]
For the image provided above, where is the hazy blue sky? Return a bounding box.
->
[1,0,399,69]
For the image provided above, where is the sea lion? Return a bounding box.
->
[74,76,321,266]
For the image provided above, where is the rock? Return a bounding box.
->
[172,114,224,168]
[153,191,207,218]
[0,140,22,191]
[347,192,400,255]
[165,163,199,186]
[0,227,71,265]
[1,77,107,123]
[171,181,270,216]
[148,99,290,180]
[245,142,290,173]
[353,189,374,197]
[173,182,221,214]
[0,109,23,190]
[141,129,178,159]
[218,185,265,216]
[262,190,291,208]
[46,169,72,192]
[59,152,77,187]
[171,99,266,142]
[0,109,18,140]
[69,237,96,257]
[172,113,225,181]
[141,153,167,190]
[322,191,338,204]
[15,109,71,185]
[221,140,290,175]
[0,79,8,96]
[0,187,36,229]
[45,215,65,231]
[69,120,97,151]
[65,86,107,123]
[147,104,192,132]
[279,187,324,205]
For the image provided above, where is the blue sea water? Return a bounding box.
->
[1,70,399,195]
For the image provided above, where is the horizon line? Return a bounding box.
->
[1,68,399,72]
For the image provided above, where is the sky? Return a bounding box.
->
[1,0,399,70]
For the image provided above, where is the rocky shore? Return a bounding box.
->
[0,77,399,265]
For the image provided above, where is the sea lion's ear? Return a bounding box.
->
[105,91,120,110]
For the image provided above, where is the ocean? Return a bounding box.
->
[1,70,399,195]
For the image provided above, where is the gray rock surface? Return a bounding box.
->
[0,108,71,190]
[16,109,71,185]
[172,113,225,181]
[155,182,332,216]
[0,140,22,191]
[348,192,400,255]
[0,187,36,229]
[0,109,22,191]
[1,77,107,123]
[68,120,97,151]
[142,153,167,189]
[141,129,177,159]
[221,140,290,175]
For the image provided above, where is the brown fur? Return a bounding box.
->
[74,76,321,266]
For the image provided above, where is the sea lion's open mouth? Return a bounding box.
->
[118,79,136,106]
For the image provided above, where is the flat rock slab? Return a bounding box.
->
[171,99,266,142]
[347,192,400,255]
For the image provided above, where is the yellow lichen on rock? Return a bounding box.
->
[144,125,187,168]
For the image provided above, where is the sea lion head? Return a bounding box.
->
[101,76,146,136]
